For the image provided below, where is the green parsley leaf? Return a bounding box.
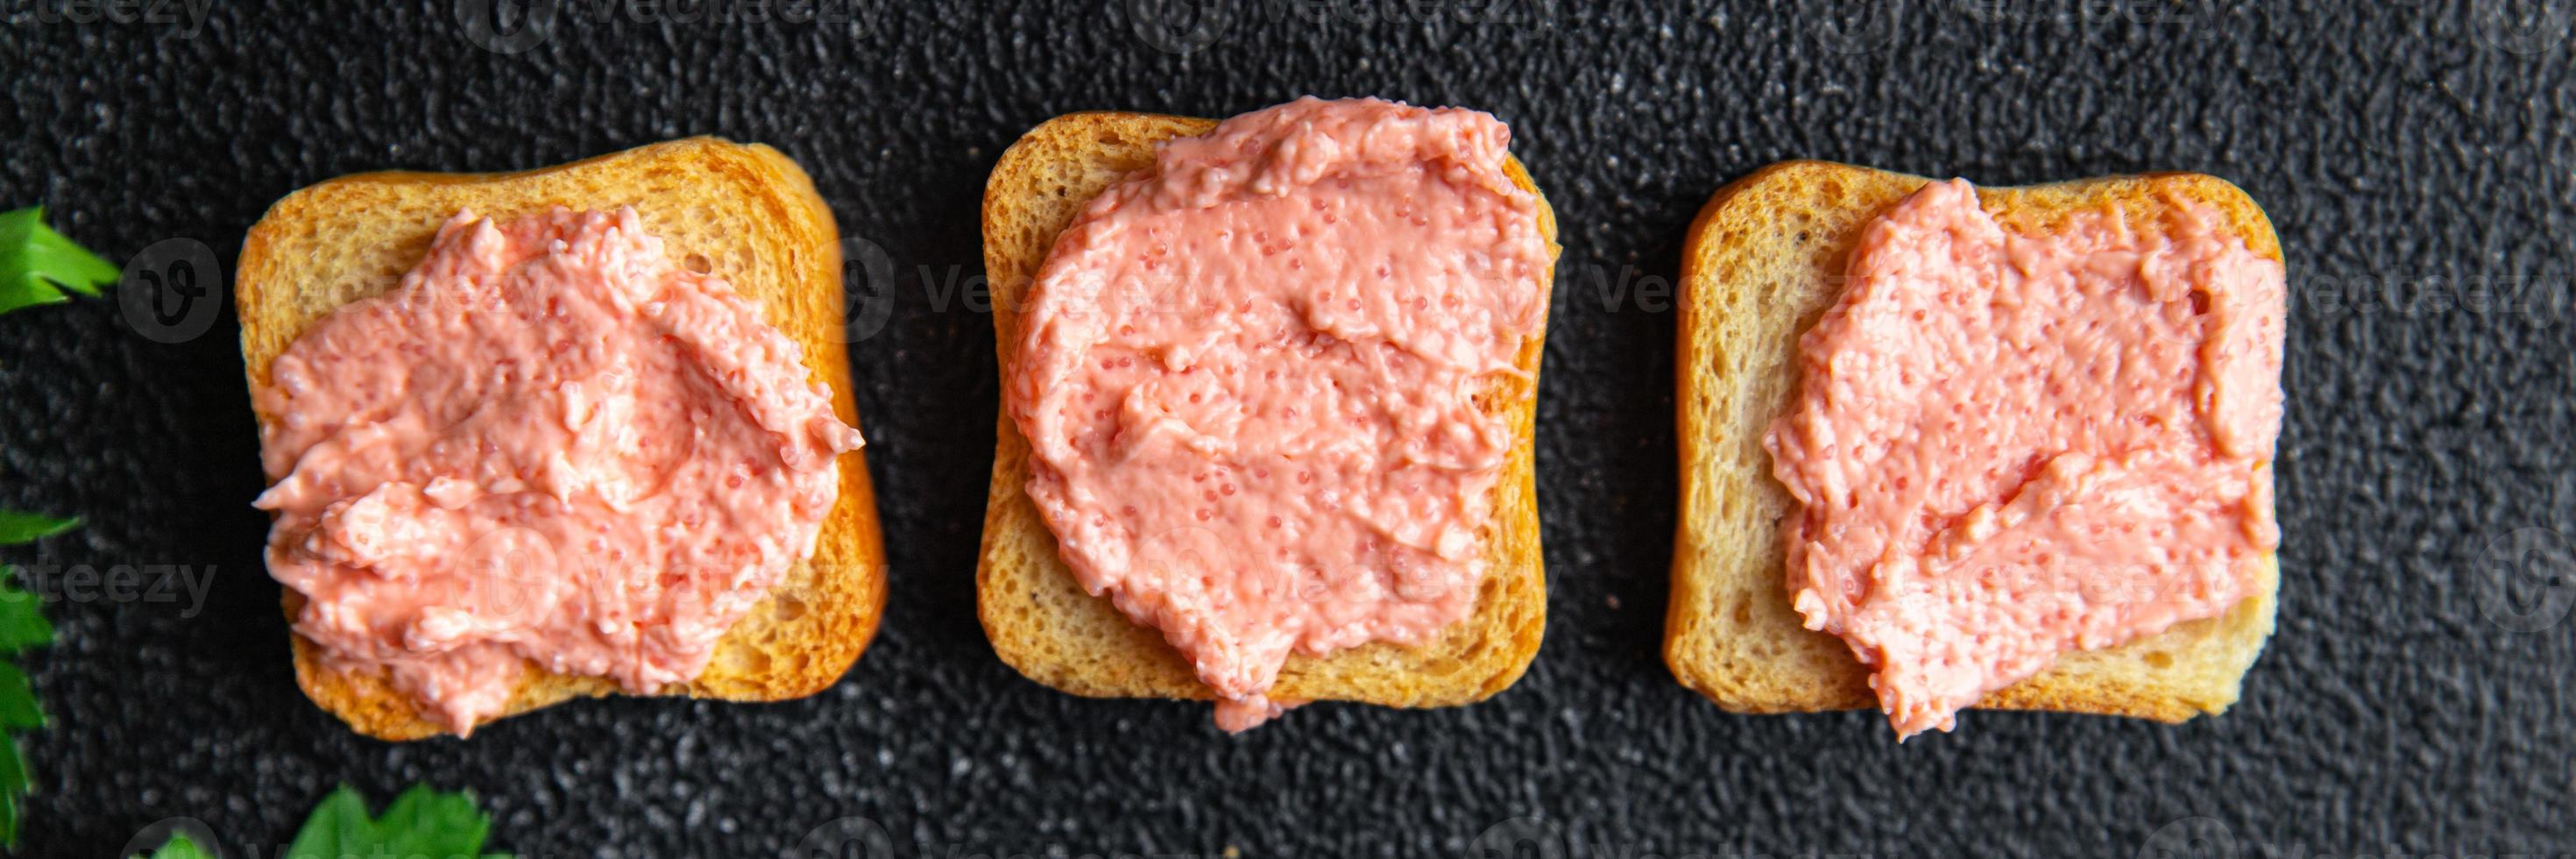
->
[282,785,510,859]
[0,665,39,732]
[138,831,215,859]
[0,521,61,849]
[0,208,118,316]
[0,732,20,800]
[0,515,74,547]
[0,209,90,850]
[0,580,49,657]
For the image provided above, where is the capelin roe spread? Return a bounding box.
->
[1765,179,2284,737]
[1007,97,1551,731]
[256,207,861,734]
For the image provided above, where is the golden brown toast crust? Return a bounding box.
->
[974,111,1555,708]
[238,138,887,740]
[1665,160,2281,723]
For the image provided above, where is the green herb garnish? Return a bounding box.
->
[0,208,117,316]
[133,785,510,859]
[0,515,74,548]
[0,204,106,851]
[141,833,213,859]
[280,785,511,859]
[0,523,62,848]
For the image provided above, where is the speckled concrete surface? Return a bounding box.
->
[1,1,2571,856]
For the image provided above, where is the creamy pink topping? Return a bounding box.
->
[1764,179,2283,738]
[255,207,862,735]
[1007,96,1549,731]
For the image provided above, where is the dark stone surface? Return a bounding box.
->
[1,1,2571,855]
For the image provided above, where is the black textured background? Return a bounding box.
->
[3,1,2572,856]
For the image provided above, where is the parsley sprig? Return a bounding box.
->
[140,785,510,859]
[0,208,118,316]
[0,206,117,848]
[0,516,67,846]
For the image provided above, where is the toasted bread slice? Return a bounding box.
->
[1666,160,2281,722]
[974,112,1554,710]
[237,138,888,740]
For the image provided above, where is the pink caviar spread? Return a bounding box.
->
[1764,179,2284,738]
[1006,96,1550,731]
[254,207,862,734]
